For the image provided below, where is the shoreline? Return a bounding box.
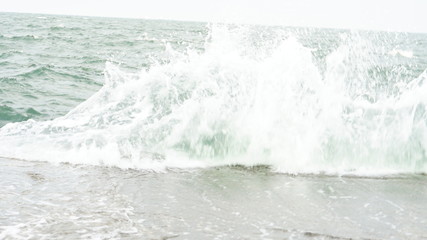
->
[1,157,426,239]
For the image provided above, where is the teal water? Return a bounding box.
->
[0,12,206,126]
[1,12,427,174]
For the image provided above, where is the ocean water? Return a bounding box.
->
[1,12,427,239]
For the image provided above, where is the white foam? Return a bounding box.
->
[0,25,426,175]
[388,49,414,58]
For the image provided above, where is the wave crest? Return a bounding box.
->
[0,25,426,175]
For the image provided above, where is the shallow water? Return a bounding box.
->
[1,157,426,239]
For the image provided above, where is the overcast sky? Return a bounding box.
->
[1,0,427,33]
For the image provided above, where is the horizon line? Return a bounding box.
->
[1,10,426,35]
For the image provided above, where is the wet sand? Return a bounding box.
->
[0,157,426,239]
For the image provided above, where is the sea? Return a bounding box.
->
[0,12,426,239]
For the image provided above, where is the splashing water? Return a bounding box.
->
[1,25,427,175]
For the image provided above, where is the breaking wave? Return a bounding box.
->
[1,25,426,175]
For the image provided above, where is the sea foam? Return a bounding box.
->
[0,25,426,175]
